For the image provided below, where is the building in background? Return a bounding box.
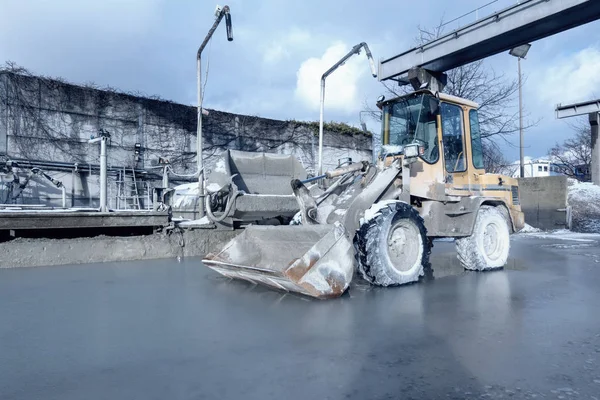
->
[507,158,565,178]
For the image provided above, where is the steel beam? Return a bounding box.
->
[555,100,600,185]
[379,0,600,81]
[556,99,600,119]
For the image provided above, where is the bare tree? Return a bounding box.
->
[549,121,591,181]
[366,20,538,160]
[482,141,510,174]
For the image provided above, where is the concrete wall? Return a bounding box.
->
[517,176,569,230]
[0,71,372,208]
[0,229,239,268]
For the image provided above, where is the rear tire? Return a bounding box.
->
[354,202,430,286]
[456,205,510,271]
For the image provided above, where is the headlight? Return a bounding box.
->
[404,144,419,158]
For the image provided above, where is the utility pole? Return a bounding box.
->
[518,57,524,178]
[509,44,531,178]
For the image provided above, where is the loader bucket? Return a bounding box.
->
[203,222,355,299]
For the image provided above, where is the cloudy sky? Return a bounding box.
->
[1,0,600,161]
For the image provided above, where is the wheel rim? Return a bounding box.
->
[483,221,503,261]
[386,219,421,273]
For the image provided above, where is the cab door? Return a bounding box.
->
[439,102,472,196]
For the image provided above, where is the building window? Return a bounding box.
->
[538,166,542,172]
[544,166,548,172]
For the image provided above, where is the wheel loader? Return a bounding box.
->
[203,89,525,299]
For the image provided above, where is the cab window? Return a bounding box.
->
[383,94,439,164]
[469,109,484,169]
[441,103,466,172]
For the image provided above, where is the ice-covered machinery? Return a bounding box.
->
[203,90,525,299]
[172,150,307,227]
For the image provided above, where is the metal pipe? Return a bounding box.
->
[326,162,365,178]
[302,162,366,184]
[89,136,108,212]
[162,165,169,188]
[196,5,233,218]
[100,137,107,212]
[318,42,377,176]
[301,174,327,184]
[518,57,524,178]
[60,185,67,208]
[205,192,238,222]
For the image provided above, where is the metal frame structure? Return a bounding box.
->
[556,100,600,185]
[318,43,376,176]
[195,5,233,218]
[378,0,600,83]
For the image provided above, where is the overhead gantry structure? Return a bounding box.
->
[378,0,600,90]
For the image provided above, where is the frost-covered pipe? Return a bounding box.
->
[205,191,238,222]
[60,185,66,208]
[196,5,233,218]
[99,137,107,212]
[89,136,108,212]
[318,42,377,176]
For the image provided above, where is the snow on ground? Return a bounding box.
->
[568,180,600,233]
[517,229,600,242]
[519,223,541,233]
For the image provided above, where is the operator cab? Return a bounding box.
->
[377,90,485,175]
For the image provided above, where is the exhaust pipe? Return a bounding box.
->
[318,42,377,177]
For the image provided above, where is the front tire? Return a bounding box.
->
[354,202,430,286]
[456,205,510,271]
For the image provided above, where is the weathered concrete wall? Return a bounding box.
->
[0,71,372,208]
[0,229,239,268]
[518,176,568,230]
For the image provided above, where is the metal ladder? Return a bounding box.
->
[115,167,150,210]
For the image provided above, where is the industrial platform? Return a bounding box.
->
[0,206,169,233]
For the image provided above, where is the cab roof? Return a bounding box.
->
[379,89,480,109]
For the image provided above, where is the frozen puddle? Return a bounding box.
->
[516,230,600,243]
[541,243,596,249]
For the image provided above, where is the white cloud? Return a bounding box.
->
[534,47,600,106]
[263,28,311,64]
[294,42,367,114]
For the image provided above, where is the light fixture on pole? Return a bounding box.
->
[193,4,233,218]
[509,43,531,178]
[318,42,377,177]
